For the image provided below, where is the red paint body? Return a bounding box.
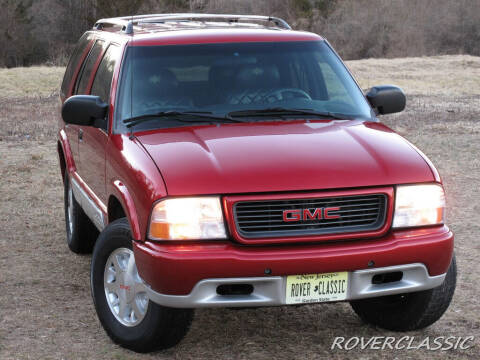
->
[133,225,453,295]
[57,27,453,296]
[135,120,434,195]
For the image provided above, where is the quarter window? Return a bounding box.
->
[75,40,105,95]
[60,33,92,98]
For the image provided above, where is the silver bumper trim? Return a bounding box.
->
[146,263,446,308]
[348,263,445,300]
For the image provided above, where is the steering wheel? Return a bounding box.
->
[264,88,312,103]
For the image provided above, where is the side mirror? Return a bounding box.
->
[62,95,108,126]
[366,85,406,115]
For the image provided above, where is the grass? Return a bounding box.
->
[0,66,64,98]
[349,55,480,95]
[0,55,479,359]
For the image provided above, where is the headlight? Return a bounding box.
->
[148,197,227,240]
[392,184,445,228]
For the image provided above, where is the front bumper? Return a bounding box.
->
[145,263,446,308]
[134,225,453,297]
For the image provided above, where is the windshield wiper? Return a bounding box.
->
[123,111,245,128]
[228,108,349,120]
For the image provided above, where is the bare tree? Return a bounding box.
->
[1,0,479,67]
[0,0,36,67]
[95,0,145,18]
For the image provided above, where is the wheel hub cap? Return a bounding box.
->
[104,248,148,327]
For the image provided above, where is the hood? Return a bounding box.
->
[136,120,434,196]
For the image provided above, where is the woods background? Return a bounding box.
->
[1,0,479,68]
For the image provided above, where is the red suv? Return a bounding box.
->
[58,14,456,353]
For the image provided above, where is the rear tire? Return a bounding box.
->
[91,218,193,353]
[350,254,457,331]
[64,174,98,254]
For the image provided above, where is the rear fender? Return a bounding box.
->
[58,129,76,174]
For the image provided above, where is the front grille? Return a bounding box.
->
[234,194,387,239]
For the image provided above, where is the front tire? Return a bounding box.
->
[64,174,98,254]
[350,254,457,331]
[91,218,193,353]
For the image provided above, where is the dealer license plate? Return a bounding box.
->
[286,272,349,304]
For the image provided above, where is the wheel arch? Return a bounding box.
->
[108,196,126,222]
[57,129,76,179]
[109,180,142,241]
[57,141,66,181]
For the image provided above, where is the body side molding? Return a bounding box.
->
[71,176,106,231]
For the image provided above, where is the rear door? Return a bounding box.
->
[60,33,94,165]
[78,43,121,204]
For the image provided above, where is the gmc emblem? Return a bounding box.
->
[283,207,341,222]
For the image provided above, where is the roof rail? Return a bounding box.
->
[140,14,291,30]
[94,18,134,34]
[93,13,291,34]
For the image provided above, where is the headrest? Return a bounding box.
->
[135,68,178,89]
[234,65,280,89]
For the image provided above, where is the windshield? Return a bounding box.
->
[116,41,373,132]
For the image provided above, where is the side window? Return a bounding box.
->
[91,44,121,103]
[75,40,105,95]
[60,33,92,99]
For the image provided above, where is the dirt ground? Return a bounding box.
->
[0,55,479,359]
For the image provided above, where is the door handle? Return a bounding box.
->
[79,129,83,141]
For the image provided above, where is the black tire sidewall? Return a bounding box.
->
[350,255,457,331]
[91,218,192,352]
[63,174,97,253]
[91,219,161,344]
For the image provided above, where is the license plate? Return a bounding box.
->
[286,272,349,304]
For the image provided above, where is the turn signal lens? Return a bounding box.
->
[393,184,445,228]
[148,197,227,240]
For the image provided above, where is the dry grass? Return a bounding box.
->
[0,66,64,98]
[0,55,479,359]
[349,55,480,96]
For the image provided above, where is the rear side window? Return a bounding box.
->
[75,40,105,95]
[60,33,92,99]
[91,44,121,103]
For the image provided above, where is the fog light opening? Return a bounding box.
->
[216,284,254,296]
[372,271,403,285]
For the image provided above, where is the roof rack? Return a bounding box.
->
[93,13,291,34]
[94,18,134,34]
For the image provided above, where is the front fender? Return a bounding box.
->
[111,180,142,241]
